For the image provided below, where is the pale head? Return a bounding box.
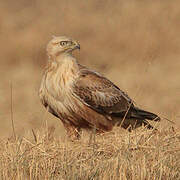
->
[47,36,80,59]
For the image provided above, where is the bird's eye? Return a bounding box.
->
[60,41,68,46]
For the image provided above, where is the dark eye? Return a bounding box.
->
[60,41,68,46]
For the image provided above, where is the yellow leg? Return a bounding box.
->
[62,121,81,140]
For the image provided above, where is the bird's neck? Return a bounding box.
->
[47,52,79,80]
[56,53,79,88]
[50,52,76,64]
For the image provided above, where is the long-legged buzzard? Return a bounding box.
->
[39,36,160,139]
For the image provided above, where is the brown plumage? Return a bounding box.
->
[39,36,160,139]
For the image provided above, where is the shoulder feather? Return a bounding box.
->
[73,65,134,114]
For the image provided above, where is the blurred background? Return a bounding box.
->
[0,0,180,138]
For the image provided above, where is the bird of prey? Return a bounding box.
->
[39,36,160,139]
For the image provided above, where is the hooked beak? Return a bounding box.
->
[76,43,80,50]
[74,42,80,50]
[72,41,80,50]
[64,41,80,53]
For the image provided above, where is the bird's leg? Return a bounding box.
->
[62,121,81,140]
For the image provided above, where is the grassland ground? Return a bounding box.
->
[0,123,179,179]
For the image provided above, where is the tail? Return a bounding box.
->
[131,107,160,121]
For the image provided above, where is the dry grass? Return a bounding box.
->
[0,125,179,179]
[0,0,180,179]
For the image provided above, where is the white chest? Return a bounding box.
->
[43,59,79,103]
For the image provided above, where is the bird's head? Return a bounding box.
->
[46,36,80,58]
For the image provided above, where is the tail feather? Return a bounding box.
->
[131,107,160,121]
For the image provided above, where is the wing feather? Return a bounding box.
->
[73,65,134,115]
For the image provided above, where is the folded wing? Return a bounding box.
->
[73,65,134,116]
